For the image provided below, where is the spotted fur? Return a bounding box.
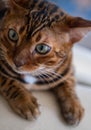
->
[0,0,91,125]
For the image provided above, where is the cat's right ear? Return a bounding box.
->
[6,0,28,15]
[13,0,31,8]
[0,1,8,20]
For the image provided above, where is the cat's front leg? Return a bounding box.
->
[52,74,84,125]
[0,76,40,120]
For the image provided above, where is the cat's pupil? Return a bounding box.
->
[8,29,18,42]
[38,45,44,51]
[36,44,51,54]
[12,32,16,38]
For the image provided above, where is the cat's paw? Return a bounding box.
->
[61,99,84,126]
[9,93,40,120]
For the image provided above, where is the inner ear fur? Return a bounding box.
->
[66,16,91,43]
[0,0,8,20]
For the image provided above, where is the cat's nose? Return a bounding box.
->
[14,58,26,68]
[13,54,30,68]
[13,48,31,68]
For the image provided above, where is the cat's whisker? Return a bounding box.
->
[44,69,63,80]
[49,71,63,78]
[38,73,52,87]
[34,69,53,87]
[44,70,66,86]
[30,69,51,86]
[42,72,55,84]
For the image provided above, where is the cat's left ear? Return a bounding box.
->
[66,16,91,44]
[7,0,28,14]
[0,1,8,20]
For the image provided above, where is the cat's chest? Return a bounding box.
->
[22,74,51,91]
[22,75,37,84]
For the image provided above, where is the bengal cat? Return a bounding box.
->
[0,0,91,125]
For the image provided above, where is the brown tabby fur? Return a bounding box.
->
[0,0,91,125]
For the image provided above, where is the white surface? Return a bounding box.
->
[0,85,91,130]
[73,45,91,85]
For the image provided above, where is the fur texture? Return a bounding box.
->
[0,0,91,125]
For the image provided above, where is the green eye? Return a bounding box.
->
[35,44,51,55]
[8,29,19,42]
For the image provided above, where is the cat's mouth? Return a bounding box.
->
[14,68,39,84]
[6,59,35,76]
[13,65,43,77]
[12,61,40,76]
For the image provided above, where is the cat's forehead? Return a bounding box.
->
[3,12,26,29]
[2,0,67,38]
[31,27,52,42]
[22,0,66,37]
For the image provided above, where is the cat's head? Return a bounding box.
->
[0,0,91,76]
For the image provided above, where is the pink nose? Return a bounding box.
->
[13,52,31,68]
[14,57,26,68]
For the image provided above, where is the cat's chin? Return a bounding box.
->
[16,71,37,84]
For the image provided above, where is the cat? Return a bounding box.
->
[0,0,91,125]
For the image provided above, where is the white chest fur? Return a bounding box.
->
[23,75,37,84]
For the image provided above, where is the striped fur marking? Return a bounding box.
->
[35,66,70,85]
[25,0,66,37]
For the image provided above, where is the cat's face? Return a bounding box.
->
[0,0,91,76]
[0,12,69,75]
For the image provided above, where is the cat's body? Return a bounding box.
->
[0,0,91,125]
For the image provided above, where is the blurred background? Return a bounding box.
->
[51,0,91,19]
[51,0,91,49]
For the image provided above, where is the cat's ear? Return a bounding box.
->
[0,1,8,20]
[11,0,30,9]
[7,0,27,14]
[66,16,91,44]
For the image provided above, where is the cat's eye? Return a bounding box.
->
[35,44,51,55]
[8,29,19,42]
